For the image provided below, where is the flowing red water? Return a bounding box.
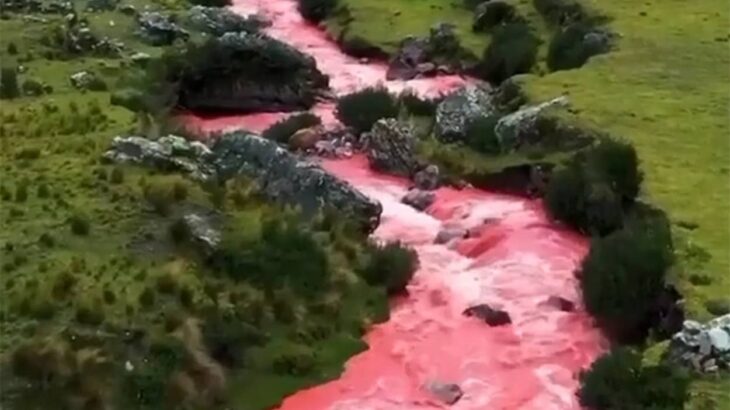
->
[188,1,606,408]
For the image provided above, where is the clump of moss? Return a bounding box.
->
[69,213,91,236]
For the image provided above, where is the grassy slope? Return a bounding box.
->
[330,0,730,407]
[0,2,390,409]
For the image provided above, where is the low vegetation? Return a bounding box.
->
[335,86,400,134]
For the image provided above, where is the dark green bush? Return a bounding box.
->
[188,0,230,7]
[14,182,28,202]
[262,113,321,144]
[472,1,518,32]
[298,0,338,22]
[580,221,673,341]
[144,183,173,216]
[37,183,50,198]
[169,218,190,244]
[336,86,399,134]
[110,167,124,184]
[533,0,587,27]
[0,66,20,99]
[359,241,418,294]
[477,22,540,84]
[578,348,689,410]
[271,344,316,376]
[202,311,268,367]
[464,115,501,154]
[210,216,332,294]
[399,91,439,117]
[39,232,55,247]
[69,213,91,235]
[548,22,610,71]
[75,300,105,325]
[545,139,641,234]
[22,79,45,96]
[172,181,188,201]
[7,42,18,55]
[139,287,156,307]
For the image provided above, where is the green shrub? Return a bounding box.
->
[336,86,399,134]
[580,222,673,341]
[69,213,91,236]
[155,274,178,294]
[110,167,124,184]
[21,79,45,96]
[548,22,610,71]
[271,344,316,376]
[533,0,587,27]
[75,300,105,325]
[189,0,230,6]
[359,241,418,294]
[262,113,321,144]
[169,218,190,244]
[14,182,28,202]
[464,116,501,154]
[298,0,338,23]
[472,1,518,32]
[202,311,268,367]
[586,138,642,203]
[0,66,20,99]
[39,232,55,247]
[172,181,188,201]
[144,183,173,216]
[578,348,689,410]
[399,91,439,117]
[37,183,50,198]
[210,217,332,294]
[477,22,540,84]
[7,42,18,55]
[139,287,156,307]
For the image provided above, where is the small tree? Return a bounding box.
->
[0,66,20,99]
[298,0,338,23]
[578,348,689,410]
[477,22,539,84]
[336,86,399,134]
[359,241,418,294]
[586,138,642,203]
[580,222,673,341]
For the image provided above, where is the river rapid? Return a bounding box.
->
[189,0,606,408]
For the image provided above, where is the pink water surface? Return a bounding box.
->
[187,1,606,408]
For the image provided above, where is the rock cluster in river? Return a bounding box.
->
[363,118,419,177]
[668,314,730,373]
[463,304,512,326]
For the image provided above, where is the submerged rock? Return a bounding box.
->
[543,295,575,312]
[426,381,463,405]
[364,118,419,177]
[435,85,496,143]
[434,226,467,244]
[387,36,431,80]
[211,131,382,233]
[414,165,440,190]
[463,304,511,326]
[402,189,435,211]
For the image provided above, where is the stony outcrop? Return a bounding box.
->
[494,96,569,151]
[426,381,463,405]
[186,6,267,37]
[435,85,497,143]
[182,212,222,256]
[102,135,214,180]
[401,189,435,211]
[386,23,466,80]
[414,165,440,190]
[210,131,382,233]
[136,12,189,46]
[668,314,730,373]
[363,118,419,177]
[463,304,511,326]
[178,32,329,113]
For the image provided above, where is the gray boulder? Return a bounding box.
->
[426,381,463,405]
[210,132,382,233]
[435,85,497,143]
[668,314,730,373]
[434,227,467,244]
[494,96,569,151]
[413,165,440,190]
[186,6,267,37]
[102,135,213,180]
[402,189,435,211]
[386,36,431,80]
[178,32,328,113]
[69,70,104,90]
[364,118,419,177]
[473,0,516,32]
[137,12,189,46]
[183,213,221,256]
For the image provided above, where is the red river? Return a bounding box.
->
[188,0,606,408]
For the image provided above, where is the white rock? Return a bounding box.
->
[707,328,730,352]
[125,361,134,372]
